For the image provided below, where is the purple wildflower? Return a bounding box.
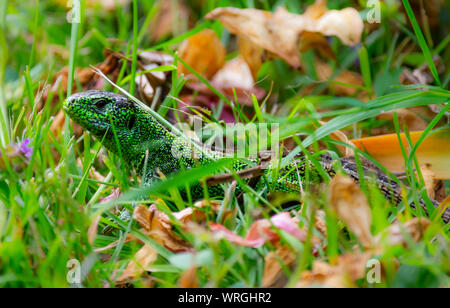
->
[19,138,32,159]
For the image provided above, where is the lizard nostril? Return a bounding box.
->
[127,114,136,130]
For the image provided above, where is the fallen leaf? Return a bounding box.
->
[210,212,309,248]
[148,0,193,42]
[296,251,372,288]
[318,120,355,156]
[377,109,428,132]
[116,244,158,283]
[351,128,450,180]
[299,31,336,60]
[420,164,438,200]
[329,175,374,249]
[178,29,226,80]
[132,201,223,252]
[178,267,199,288]
[210,220,274,248]
[88,215,101,245]
[238,35,264,80]
[262,243,296,288]
[206,2,363,68]
[399,55,446,115]
[314,59,366,99]
[378,217,431,247]
[211,56,257,97]
[50,110,66,136]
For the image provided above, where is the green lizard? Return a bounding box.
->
[64,91,449,223]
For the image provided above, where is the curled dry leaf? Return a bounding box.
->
[314,59,366,99]
[116,244,158,283]
[377,218,431,247]
[135,64,160,104]
[262,243,296,288]
[44,49,122,141]
[210,220,275,248]
[135,51,174,104]
[210,212,309,248]
[329,175,374,249]
[400,55,445,86]
[148,0,193,41]
[399,55,446,115]
[116,201,223,283]
[88,215,101,245]
[298,208,328,238]
[318,120,355,156]
[238,35,264,80]
[188,56,266,106]
[178,29,226,80]
[377,109,428,132]
[178,267,199,288]
[206,2,363,68]
[420,164,438,200]
[133,200,222,252]
[296,252,372,288]
[211,56,257,96]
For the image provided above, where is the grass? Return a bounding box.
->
[0,0,449,288]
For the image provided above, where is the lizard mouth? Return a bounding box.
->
[63,99,112,137]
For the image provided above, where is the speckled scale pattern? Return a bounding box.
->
[62,91,381,198]
[64,91,450,223]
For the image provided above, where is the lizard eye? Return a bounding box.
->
[95,99,108,109]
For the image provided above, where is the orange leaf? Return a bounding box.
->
[178,29,226,80]
[351,128,450,180]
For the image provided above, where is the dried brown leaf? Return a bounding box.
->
[318,121,354,156]
[148,0,193,42]
[262,244,296,288]
[178,267,199,288]
[377,109,428,132]
[206,2,363,68]
[88,215,101,245]
[132,201,222,252]
[378,218,431,247]
[329,175,374,249]
[178,29,226,80]
[211,56,255,95]
[420,164,438,200]
[238,35,264,80]
[116,244,158,283]
[296,251,372,288]
[315,59,366,98]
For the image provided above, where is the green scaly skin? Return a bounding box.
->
[64,91,449,223]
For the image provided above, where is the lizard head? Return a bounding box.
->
[64,90,165,166]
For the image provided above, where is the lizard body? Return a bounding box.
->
[64,91,449,223]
